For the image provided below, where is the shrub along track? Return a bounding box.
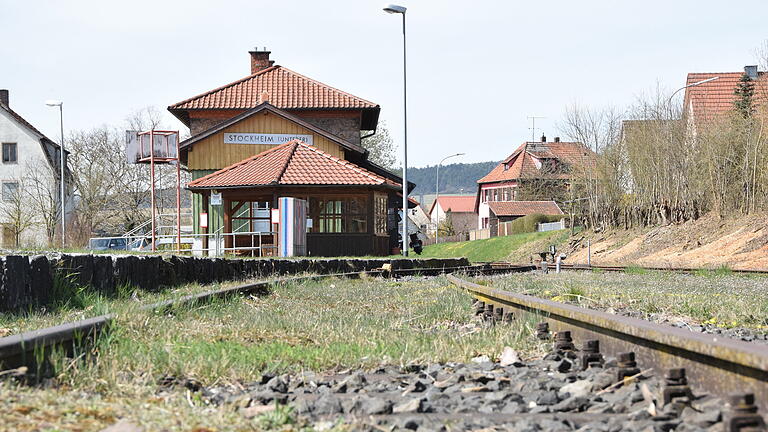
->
[447,273,768,429]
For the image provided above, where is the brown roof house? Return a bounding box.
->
[476,136,594,236]
[172,50,412,256]
[428,195,477,238]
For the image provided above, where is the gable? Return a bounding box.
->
[186,109,346,171]
[0,108,56,169]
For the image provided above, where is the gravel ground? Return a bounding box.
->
[480,270,768,346]
[195,346,736,431]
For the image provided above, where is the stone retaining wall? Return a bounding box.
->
[0,255,469,312]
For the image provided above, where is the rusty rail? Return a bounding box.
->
[489,261,768,275]
[447,273,768,417]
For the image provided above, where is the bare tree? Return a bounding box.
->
[23,158,60,245]
[0,182,35,248]
[66,127,120,243]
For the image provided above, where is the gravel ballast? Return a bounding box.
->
[193,348,744,431]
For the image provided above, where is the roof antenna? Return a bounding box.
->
[527,116,546,142]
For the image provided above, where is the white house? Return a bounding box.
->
[0,89,69,248]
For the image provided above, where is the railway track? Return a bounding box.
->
[2,262,767,430]
[448,273,768,428]
[490,261,768,275]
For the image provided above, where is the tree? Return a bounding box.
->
[66,127,121,243]
[437,211,456,236]
[0,181,35,247]
[734,73,755,119]
[23,158,61,245]
[361,121,397,169]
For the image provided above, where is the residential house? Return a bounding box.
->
[0,89,68,248]
[428,195,477,237]
[476,136,595,232]
[172,50,413,256]
[683,65,768,132]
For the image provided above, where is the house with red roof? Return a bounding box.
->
[171,50,412,256]
[428,195,477,237]
[475,136,594,236]
[683,65,768,131]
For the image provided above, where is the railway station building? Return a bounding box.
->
[169,50,411,257]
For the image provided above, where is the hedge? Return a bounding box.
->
[507,213,565,235]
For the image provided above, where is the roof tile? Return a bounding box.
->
[488,201,563,216]
[187,140,393,189]
[478,141,596,184]
[170,66,378,111]
[683,71,768,121]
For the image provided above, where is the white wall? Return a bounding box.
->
[0,109,57,247]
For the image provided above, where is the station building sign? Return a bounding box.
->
[223,133,313,146]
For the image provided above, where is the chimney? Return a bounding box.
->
[744,65,758,80]
[249,48,274,74]
[540,133,546,142]
[0,89,8,106]
[554,136,560,143]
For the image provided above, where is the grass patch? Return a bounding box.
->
[2,275,540,431]
[624,265,649,275]
[417,230,569,262]
[694,265,733,277]
[484,271,768,329]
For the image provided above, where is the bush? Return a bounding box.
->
[507,214,564,235]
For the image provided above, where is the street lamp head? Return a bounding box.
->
[690,76,719,87]
[383,4,406,14]
[45,100,63,107]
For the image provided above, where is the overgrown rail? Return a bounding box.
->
[0,263,529,372]
[447,273,768,421]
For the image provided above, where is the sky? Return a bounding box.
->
[1,0,767,167]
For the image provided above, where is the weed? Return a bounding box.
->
[257,404,297,429]
[624,265,648,275]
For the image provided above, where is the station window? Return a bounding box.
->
[374,194,387,235]
[232,201,272,233]
[310,196,368,233]
[2,143,17,164]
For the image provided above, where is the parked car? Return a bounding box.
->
[89,237,128,251]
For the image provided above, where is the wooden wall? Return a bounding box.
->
[187,110,345,170]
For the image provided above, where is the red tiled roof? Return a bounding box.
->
[169,66,378,111]
[488,201,563,217]
[187,140,395,189]
[428,195,477,215]
[478,141,596,184]
[684,71,768,121]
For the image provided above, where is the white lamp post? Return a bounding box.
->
[668,76,719,111]
[383,3,409,256]
[435,153,464,244]
[666,77,718,154]
[45,99,65,248]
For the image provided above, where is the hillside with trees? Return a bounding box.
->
[407,161,499,196]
